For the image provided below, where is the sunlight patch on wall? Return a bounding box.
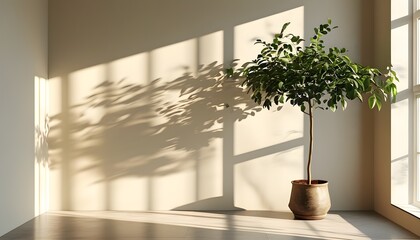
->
[235,146,304,210]
[49,32,227,210]
[48,5,322,211]
[48,76,62,210]
[66,65,109,210]
[34,76,49,215]
[69,64,108,108]
[48,77,62,117]
[233,6,304,66]
[151,39,198,81]
[233,104,303,156]
[198,31,224,65]
[110,177,149,210]
[145,34,225,208]
[391,0,410,21]
[233,7,304,156]
[232,6,305,210]
[153,169,197,209]
[109,53,150,85]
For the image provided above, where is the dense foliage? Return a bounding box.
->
[230,19,398,113]
[228,20,398,184]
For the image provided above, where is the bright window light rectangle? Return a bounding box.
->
[417,97,420,203]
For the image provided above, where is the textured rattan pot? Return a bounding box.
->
[288,179,331,220]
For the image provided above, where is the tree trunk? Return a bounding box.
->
[307,104,313,185]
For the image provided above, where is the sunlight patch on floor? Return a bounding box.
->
[48,211,374,239]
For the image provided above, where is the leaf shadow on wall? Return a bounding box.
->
[48,61,265,210]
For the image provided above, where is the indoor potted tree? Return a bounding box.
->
[227,19,398,220]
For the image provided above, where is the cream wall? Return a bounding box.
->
[0,0,48,236]
[48,0,375,211]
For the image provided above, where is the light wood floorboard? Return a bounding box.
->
[0,211,418,240]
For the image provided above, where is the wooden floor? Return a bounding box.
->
[0,211,418,240]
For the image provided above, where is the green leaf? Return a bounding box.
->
[350,64,358,73]
[225,68,234,77]
[368,95,377,109]
[341,99,347,110]
[376,99,382,111]
[391,84,397,102]
[235,19,398,118]
[263,99,272,109]
[281,22,291,34]
[390,69,397,77]
[300,104,306,112]
[279,94,285,103]
[291,36,300,42]
[356,91,363,101]
[274,95,279,105]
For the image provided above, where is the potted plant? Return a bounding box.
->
[227,19,398,220]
